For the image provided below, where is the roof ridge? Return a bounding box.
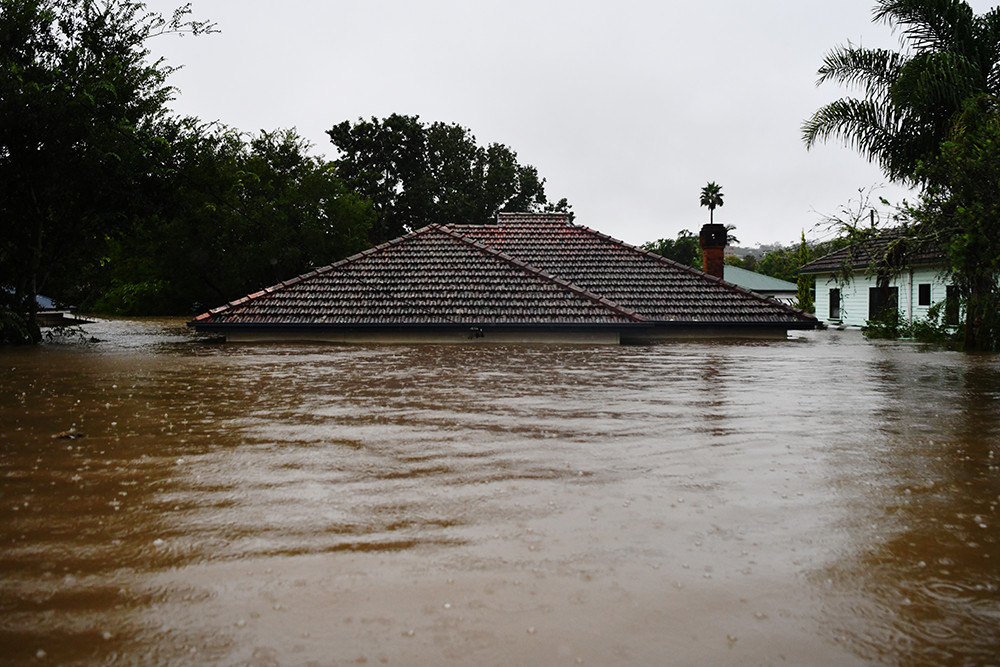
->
[564,225,814,321]
[440,225,648,323]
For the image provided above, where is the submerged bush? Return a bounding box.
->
[0,308,40,345]
[864,302,958,345]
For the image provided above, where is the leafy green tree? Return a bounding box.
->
[758,247,800,283]
[802,0,1000,183]
[699,182,724,222]
[0,0,213,341]
[641,230,702,268]
[725,253,758,271]
[328,114,566,244]
[72,124,374,315]
[907,96,1000,350]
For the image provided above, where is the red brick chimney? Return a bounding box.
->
[699,223,727,279]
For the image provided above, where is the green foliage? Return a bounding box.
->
[803,0,1000,183]
[0,307,38,345]
[758,247,800,283]
[93,278,170,315]
[640,230,702,268]
[863,302,958,344]
[804,1,1000,350]
[74,125,375,315]
[725,253,758,271]
[795,231,815,312]
[906,96,1000,350]
[863,307,904,339]
[907,302,958,344]
[328,114,566,244]
[0,0,212,332]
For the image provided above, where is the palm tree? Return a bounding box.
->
[802,0,1000,183]
[699,182,724,223]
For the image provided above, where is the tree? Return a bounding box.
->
[699,182,724,223]
[758,246,801,283]
[725,253,758,271]
[907,96,1000,350]
[795,231,815,312]
[328,114,567,244]
[802,0,1000,183]
[69,124,375,315]
[640,230,702,268]
[0,0,213,341]
[803,0,1000,349]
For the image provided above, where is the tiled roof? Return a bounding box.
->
[193,225,644,327]
[799,231,944,274]
[191,213,814,332]
[452,214,810,324]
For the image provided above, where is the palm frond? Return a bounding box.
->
[974,8,1000,94]
[802,97,927,181]
[817,45,908,101]
[893,51,983,113]
[875,0,977,54]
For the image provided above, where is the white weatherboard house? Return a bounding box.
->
[798,237,958,328]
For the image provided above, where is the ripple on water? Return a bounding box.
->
[3,325,1000,666]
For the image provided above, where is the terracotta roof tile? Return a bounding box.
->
[453,214,810,324]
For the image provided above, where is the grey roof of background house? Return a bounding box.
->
[723,265,797,293]
[799,232,944,274]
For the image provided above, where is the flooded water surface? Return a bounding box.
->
[1,319,998,666]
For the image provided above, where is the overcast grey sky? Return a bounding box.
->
[142,0,996,249]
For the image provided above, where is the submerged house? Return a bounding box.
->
[798,235,956,328]
[189,213,815,344]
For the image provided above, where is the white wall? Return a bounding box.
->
[812,266,952,328]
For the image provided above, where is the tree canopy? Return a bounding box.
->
[803,0,1000,183]
[907,96,1000,349]
[1,0,192,337]
[328,114,570,244]
[699,182,724,223]
[0,1,384,340]
[640,230,702,268]
[66,124,374,315]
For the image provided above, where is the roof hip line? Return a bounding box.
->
[437,224,648,323]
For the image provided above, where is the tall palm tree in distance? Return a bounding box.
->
[700,182,724,223]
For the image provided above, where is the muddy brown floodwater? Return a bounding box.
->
[1,318,998,667]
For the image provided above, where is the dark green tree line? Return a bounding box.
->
[0,0,211,339]
[1,0,374,336]
[69,124,374,315]
[640,230,702,268]
[907,96,1000,349]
